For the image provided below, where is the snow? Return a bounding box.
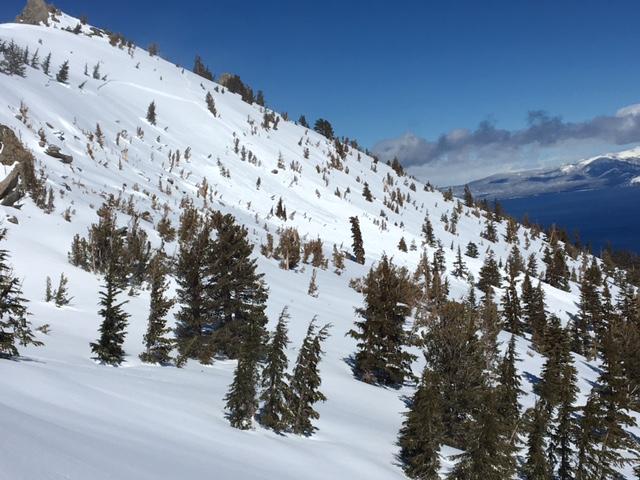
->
[0,10,637,480]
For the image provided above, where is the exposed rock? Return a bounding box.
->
[15,0,52,26]
[6,215,19,225]
[45,145,73,164]
[0,167,21,202]
[0,124,44,206]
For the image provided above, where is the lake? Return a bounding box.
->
[499,187,640,255]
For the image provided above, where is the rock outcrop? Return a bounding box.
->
[15,0,52,26]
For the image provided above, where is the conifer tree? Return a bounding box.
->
[421,214,436,247]
[192,55,213,80]
[259,307,291,432]
[45,276,53,302]
[0,41,26,77]
[463,184,474,207]
[205,91,217,116]
[174,212,211,364]
[426,301,486,448]
[56,60,69,83]
[497,335,523,427]
[501,273,523,334]
[447,388,517,480]
[576,329,638,478]
[332,244,345,274]
[479,290,501,371]
[289,319,330,435]
[203,213,268,359]
[0,231,42,358]
[224,316,262,430]
[362,182,373,201]
[482,217,498,243]
[307,268,318,297]
[465,241,479,258]
[90,255,129,366]
[452,246,467,278]
[140,252,174,364]
[572,267,601,357]
[146,100,157,125]
[397,367,443,480]
[54,273,71,307]
[522,404,551,480]
[348,256,415,386]
[522,277,547,351]
[477,250,502,295]
[41,52,51,76]
[349,216,365,264]
[274,227,301,270]
[398,237,408,253]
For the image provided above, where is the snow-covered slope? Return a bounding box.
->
[454,146,640,199]
[0,7,638,480]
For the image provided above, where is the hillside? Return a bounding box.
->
[454,146,640,199]
[0,5,638,480]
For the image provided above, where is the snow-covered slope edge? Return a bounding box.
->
[0,6,638,480]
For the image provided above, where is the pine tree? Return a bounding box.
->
[174,212,211,364]
[192,55,213,80]
[576,329,638,478]
[289,319,330,435]
[307,268,318,297]
[482,217,498,242]
[56,60,69,83]
[205,91,217,116]
[572,267,601,357]
[426,301,486,448]
[41,52,51,76]
[463,184,474,207]
[203,213,268,359]
[362,182,373,201]
[54,273,71,307]
[397,367,443,479]
[522,404,551,480]
[501,273,523,334]
[497,335,523,427]
[349,216,365,264]
[44,276,53,302]
[447,388,517,480]
[348,256,416,386]
[140,252,174,364]
[522,274,548,350]
[90,256,129,366]
[146,100,157,125]
[465,241,479,258]
[398,237,408,253]
[275,197,287,220]
[332,244,345,274]
[0,41,26,77]
[274,227,301,270]
[224,318,261,430]
[477,250,502,294]
[452,246,467,278]
[479,290,501,371]
[421,214,436,247]
[258,307,291,432]
[0,230,42,358]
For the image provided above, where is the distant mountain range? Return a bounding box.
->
[454,147,640,199]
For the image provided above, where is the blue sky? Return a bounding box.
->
[4,0,640,182]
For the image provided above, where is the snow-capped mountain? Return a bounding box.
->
[454,146,640,199]
[0,3,638,480]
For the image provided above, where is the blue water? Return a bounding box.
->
[499,188,640,255]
